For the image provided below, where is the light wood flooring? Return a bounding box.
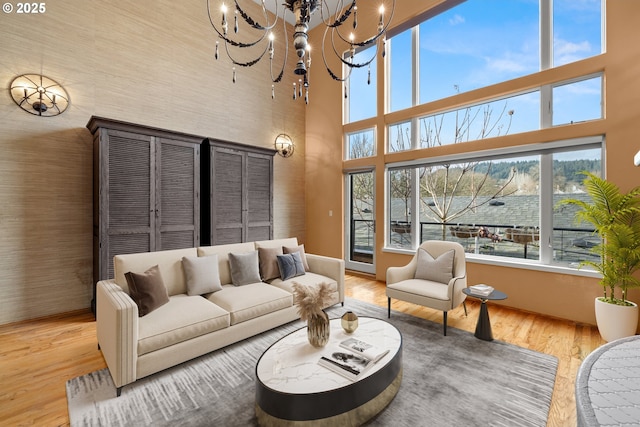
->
[0,273,605,426]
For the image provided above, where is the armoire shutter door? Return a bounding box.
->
[106,130,154,278]
[212,148,243,244]
[158,139,199,250]
[246,153,273,241]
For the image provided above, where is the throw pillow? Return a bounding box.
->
[258,246,283,281]
[414,248,455,284]
[124,265,170,317]
[182,255,222,296]
[228,251,261,286]
[283,244,310,271]
[276,252,306,281]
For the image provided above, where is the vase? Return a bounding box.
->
[307,310,330,347]
[341,311,359,333]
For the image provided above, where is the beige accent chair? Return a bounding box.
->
[386,240,467,335]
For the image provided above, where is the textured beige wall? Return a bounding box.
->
[0,1,305,324]
[305,0,640,326]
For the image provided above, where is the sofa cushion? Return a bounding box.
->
[283,244,310,271]
[414,248,454,284]
[197,242,256,286]
[182,255,222,296]
[207,283,293,325]
[115,247,197,296]
[138,294,230,356]
[270,272,338,297]
[276,252,305,280]
[229,251,261,286]
[258,246,283,281]
[124,265,170,317]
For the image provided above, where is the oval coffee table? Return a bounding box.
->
[255,317,402,425]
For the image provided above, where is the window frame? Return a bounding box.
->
[384,135,604,275]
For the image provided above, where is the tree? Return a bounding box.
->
[418,92,518,240]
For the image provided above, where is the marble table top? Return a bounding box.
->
[256,316,402,394]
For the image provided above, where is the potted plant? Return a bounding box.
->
[558,172,640,342]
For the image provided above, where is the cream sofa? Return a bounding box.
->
[96,238,344,396]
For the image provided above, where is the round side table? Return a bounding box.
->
[462,287,507,341]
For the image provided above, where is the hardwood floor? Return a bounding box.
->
[0,273,605,426]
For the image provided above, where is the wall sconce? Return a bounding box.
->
[274,133,294,158]
[9,74,69,117]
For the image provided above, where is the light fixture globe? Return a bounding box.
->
[9,74,69,117]
[274,133,294,157]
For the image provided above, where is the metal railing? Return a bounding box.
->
[351,219,597,264]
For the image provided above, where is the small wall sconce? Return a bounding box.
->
[274,133,294,157]
[9,74,69,117]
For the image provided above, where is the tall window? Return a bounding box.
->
[345,46,377,124]
[387,140,602,267]
[384,0,604,111]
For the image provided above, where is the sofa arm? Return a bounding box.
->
[96,279,138,390]
[386,257,417,285]
[306,253,345,303]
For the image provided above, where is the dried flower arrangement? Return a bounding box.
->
[292,281,333,321]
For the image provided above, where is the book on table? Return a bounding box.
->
[318,338,390,381]
[339,338,390,363]
[468,284,494,296]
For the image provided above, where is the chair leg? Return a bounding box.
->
[116,386,122,397]
[463,301,468,317]
[443,311,448,336]
[387,297,391,318]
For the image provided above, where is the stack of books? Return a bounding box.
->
[318,338,390,381]
[468,284,494,296]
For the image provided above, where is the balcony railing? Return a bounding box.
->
[352,218,597,265]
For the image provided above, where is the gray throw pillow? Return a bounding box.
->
[258,246,283,280]
[276,252,306,281]
[182,255,222,295]
[414,248,455,284]
[283,244,310,271]
[228,251,261,286]
[124,265,170,317]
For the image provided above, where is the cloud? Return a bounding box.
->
[554,38,593,66]
[449,14,465,26]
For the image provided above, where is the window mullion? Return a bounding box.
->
[540,0,552,70]
[540,153,553,264]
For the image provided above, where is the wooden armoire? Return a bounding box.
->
[88,116,202,311]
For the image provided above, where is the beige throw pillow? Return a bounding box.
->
[124,265,170,317]
[182,255,222,295]
[414,248,455,284]
[283,244,309,271]
[258,246,283,280]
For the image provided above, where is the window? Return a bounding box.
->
[345,46,377,123]
[346,129,375,160]
[387,139,602,267]
[418,91,539,148]
[552,75,603,126]
[418,0,539,104]
[384,0,604,108]
[553,0,603,67]
[388,28,413,112]
[388,121,413,153]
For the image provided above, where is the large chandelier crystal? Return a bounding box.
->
[207,0,395,103]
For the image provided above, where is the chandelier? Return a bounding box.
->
[206,0,395,103]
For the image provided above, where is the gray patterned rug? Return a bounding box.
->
[67,298,558,426]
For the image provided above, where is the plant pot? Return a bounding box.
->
[594,297,639,342]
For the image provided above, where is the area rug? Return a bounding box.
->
[67,298,558,426]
